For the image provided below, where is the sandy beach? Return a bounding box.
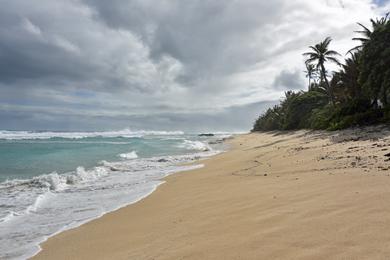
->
[34,127,390,259]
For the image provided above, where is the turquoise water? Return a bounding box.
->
[0,136,195,182]
[0,130,228,259]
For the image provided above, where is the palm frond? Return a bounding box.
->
[327,56,341,66]
[309,46,319,53]
[356,22,371,35]
[322,37,332,47]
[352,37,369,42]
[304,57,318,66]
[302,52,318,58]
[325,50,341,56]
[346,45,362,55]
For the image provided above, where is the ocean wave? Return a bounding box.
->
[0,166,111,226]
[0,144,222,259]
[0,150,216,221]
[0,166,109,192]
[119,151,138,160]
[178,140,211,151]
[103,150,219,173]
[0,129,184,140]
[25,192,55,214]
[0,211,21,223]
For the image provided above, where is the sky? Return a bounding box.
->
[0,0,389,132]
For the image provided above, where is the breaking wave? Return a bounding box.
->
[0,166,109,193]
[119,151,138,160]
[0,129,184,140]
[0,131,230,259]
[178,140,211,151]
[0,149,221,259]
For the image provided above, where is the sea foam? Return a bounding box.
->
[0,129,184,140]
[178,140,211,151]
[0,148,220,260]
[119,151,138,159]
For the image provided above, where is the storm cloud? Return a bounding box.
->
[0,0,388,131]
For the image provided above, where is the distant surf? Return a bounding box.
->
[0,129,184,140]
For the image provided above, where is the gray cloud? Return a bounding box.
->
[0,0,386,131]
[84,0,288,85]
[0,100,276,132]
[273,70,305,90]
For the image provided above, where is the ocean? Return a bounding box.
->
[0,130,230,259]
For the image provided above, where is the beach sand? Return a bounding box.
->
[34,127,390,259]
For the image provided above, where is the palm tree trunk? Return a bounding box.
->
[382,87,388,107]
[321,63,335,105]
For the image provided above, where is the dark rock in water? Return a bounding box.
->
[158,159,169,162]
[109,167,120,172]
[199,133,214,137]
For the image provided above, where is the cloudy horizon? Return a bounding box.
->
[0,0,389,132]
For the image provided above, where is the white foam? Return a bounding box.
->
[0,129,184,140]
[1,167,109,194]
[34,172,68,191]
[73,166,109,182]
[0,149,221,260]
[0,211,21,223]
[178,140,211,151]
[119,151,138,159]
[26,192,55,214]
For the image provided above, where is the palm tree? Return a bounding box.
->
[339,52,361,99]
[304,63,318,90]
[348,13,389,54]
[303,37,341,105]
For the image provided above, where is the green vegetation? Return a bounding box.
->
[253,13,390,132]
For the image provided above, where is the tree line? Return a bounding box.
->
[253,13,390,131]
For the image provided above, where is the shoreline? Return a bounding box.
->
[27,185,159,259]
[0,134,226,259]
[27,182,162,260]
[34,128,390,259]
[26,158,212,259]
[29,141,229,259]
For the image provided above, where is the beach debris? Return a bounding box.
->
[293,146,309,152]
